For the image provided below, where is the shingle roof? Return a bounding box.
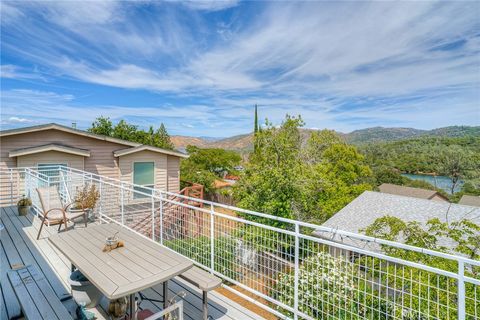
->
[313,191,480,252]
[378,183,447,201]
[458,195,480,207]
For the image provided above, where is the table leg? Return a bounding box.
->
[163,280,168,310]
[129,293,136,320]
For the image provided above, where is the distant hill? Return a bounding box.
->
[344,127,424,144]
[172,126,480,151]
[345,126,480,144]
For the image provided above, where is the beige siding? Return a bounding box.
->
[0,128,182,202]
[0,129,124,179]
[118,150,168,191]
[167,156,180,192]
[16,151,84,170]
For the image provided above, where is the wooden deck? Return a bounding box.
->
[0,206,264,320]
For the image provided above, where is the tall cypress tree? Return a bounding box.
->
[254,104,259,152]
[254,104,259,134]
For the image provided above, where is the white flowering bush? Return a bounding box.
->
[274,251,356,318]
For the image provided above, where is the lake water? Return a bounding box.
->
[401,173,463,194]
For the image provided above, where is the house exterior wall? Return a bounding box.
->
[0,129,182,202]
[167,156,180,192]
[16,150,85,171]
[118,150,168,191]
[0,129,123,179]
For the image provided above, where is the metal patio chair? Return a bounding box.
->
[36,186,87,239]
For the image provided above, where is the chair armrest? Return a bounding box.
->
[64,202,84,212]
[42,207,67,221]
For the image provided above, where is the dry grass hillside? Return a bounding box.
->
[172,126,479,152]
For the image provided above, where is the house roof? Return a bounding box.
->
[313,191,480,252]
[9,144,91,158]
[213,179,234,189]
[113,145,188,158]
[378,183,447,201]
[458,195,480,207]
[1,123,187,159]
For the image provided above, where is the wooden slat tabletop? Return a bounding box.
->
[48,223,193,300]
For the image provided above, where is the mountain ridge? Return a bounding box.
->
[172,125,480,151]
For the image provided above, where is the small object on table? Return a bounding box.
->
[103,232,123,252]
[103,240,124,252]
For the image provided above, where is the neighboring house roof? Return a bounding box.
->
[225,174,240,181]
[458,195,480,207]
[313,191,480,253]
[213,179,234,189]
[9,143,91,158]
[0,123,187,158]
[113,145,188,158]
[378,183,448,201]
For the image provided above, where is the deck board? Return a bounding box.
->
[0,206,265,320]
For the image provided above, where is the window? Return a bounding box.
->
[133,162,154,198]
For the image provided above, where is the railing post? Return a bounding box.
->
[99,177,103,220]
[120,182,124,225]
[210,204,215,274]
[458,260,465,320]
[9,170,13,205]
[24,169,29,199]
[293,223,300,320]
[151,195,155,241]
[159,192,163,245]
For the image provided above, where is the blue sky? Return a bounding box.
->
[1,1,479,137]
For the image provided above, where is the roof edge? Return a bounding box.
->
[0,123,140,147]
[114,145,188,158]
[9,143,91,158]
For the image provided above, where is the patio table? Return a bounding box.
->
[49,223,193,319]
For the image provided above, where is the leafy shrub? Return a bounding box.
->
[272,251,477,319]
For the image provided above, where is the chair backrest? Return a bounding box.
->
[36,186,63,213]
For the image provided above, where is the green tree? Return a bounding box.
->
[360,136,480,196]
[112,120,139,141]
[88,117,175,150]
[298,142,372,223]
[235,116,304,225]
[235,115,372,225]
[154,123,174,150]
[439,146,478,194]
[254,104,259,134]
[253,104,260,153]
[88,116,113,136]
[180,146,241,193]
[363,215,480,266]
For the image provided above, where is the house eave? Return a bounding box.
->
[9,144,91,158]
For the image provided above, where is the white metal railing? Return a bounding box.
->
[1,165,479,320]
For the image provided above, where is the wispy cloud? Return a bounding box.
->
[1,64,45,80]
[1,1,479,135]
[173,0,239,12]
